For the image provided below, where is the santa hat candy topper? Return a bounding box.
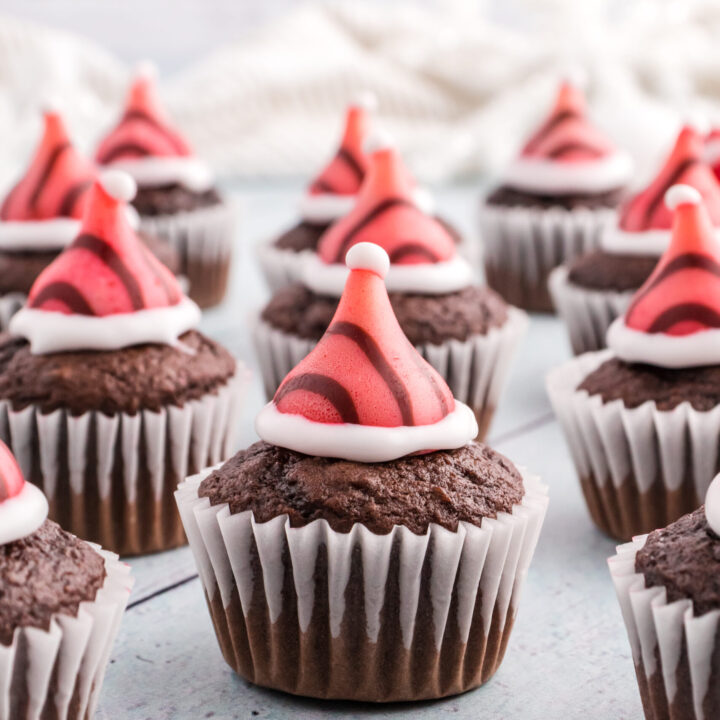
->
[10,170,201,354]
[0,107,95,251]
[256,242,478,462]
[301,132,474,296]
[602,124,720,256]
[0,440,48,545]
[607,184,720,368]
[503,75,632,196]
[95,62,213,193]
[298,93,377,225]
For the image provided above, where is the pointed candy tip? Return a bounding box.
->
[346,242,389,278]
[665,184,701,211]
[99,170,137,203]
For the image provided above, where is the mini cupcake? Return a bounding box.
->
[609,475,720,719]
[2,170,244,556]
[96,64,232,309]
[255,136,527,439]
[480,77,632,312]
[0,439,133,719]
[548,184,720,541]
[178,242,547,701]
[0,107,179,331]
[551,124,720,354]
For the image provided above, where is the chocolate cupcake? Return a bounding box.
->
[548,184,720,541]
[479,76,632,312]
[178,242,547,701]
[0,439,132,718]
[255,137,526,440]
[2,171,245,556]
[551,124,720,353]
[609,475,720,719]
[0,107,179,331]
[95,63,233,309]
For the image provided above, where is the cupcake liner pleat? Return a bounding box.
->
[140,203,235,309]
[252,308,528,441]
[609,537,720,720]
[0,293,26,332]
[255,242,311,292]
[478,202,616,312]
[0,548,132,720]
[0,373,246,556]
[548,265,634,355]
[547,351,720,541]
[175,467,547,701]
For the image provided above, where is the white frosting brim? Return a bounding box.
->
[10,295,201,354]
[0,218,81,251]
[105,156,215,193]
[0,482,48,545]
[606,316,720,368]
[301,252,475,297]
[502,152,633,195]
[298,187,435,224]
[600,225,671,256]
[255,399,479,462]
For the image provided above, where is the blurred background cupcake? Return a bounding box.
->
[479,74,633,313]
[551,123,720,354]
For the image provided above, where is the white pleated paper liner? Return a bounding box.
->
[547,351,720,541]
[252,306,528,440]
[478,200,617,313]
[609,536,720,720]
[139,201,236,309]
[0,293,26,332]
[175,464,548,701]
[548,265,634,355]
[0,546,133,720]
[0,370,248,557]
[255,241,312,293]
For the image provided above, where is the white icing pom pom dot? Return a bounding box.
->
[42,96,62,116]
[353,90,378,112]
[365,127,395,154]
[560,63,588,89]
[346,242,390,278]
[685,111,710,137]
[706,474,720,535]
[135,60,159,82]
[100,170,137,203]
[665,184,702,211]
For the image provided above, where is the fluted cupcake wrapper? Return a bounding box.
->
[0,293,27,332]
[0,548,132,720]
[255,242,312,292]
[175,466,547,702]
[609,537,720,720]
[139,202,236,309]
[547,351,720,541]
[478,201,616,312]
[548,265,634,355]
[252,307,528,441]
[0,372,247,556]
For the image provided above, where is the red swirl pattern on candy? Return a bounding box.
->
[624,186,720,336]
[96,66,192,165]
[308,100,371,197]
[620,126,720,232]
[1,111,95,222]
[274,243,454,427]
[27,173,182,316]
[520,81,616,162]
[317,142,455,265]
[0,440,25,503]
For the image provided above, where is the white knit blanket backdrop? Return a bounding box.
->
[1,0,720,190]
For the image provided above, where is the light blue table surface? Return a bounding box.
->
[96,183,642,720]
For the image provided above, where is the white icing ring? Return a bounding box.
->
[606,317,720,368]
[301,252,474,297]
[600,225,672,257]
[104,156,215,193]
[705,474,720,536]
[10,295,201,354]
[502,151,633,195]
[255,399,478,462]
[0,218,81,251]
[0,482,48,545]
